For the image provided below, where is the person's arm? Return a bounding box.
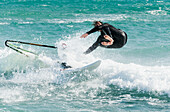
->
[80,26,99,38]
[84,41,99,54]
[86,26,99,34]
[101,35,114,46]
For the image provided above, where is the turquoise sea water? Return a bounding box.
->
[0,0,170,111]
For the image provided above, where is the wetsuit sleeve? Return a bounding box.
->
[84,41,99,54]
[86,26,99,35]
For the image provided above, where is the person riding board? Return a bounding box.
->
[80,21,127,54]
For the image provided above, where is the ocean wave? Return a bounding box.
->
[1,31,170,99]
[100,59,170,97]
[0,22,10,25]
[55,37,170,97]
[147,8,168,15]
[44,14,128,24]
[0,14,128,26]
[0,48,12,59]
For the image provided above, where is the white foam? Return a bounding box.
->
[100,59,170,97]
[147,7,167,15]
[57,36,98,67]
[1,32,170,99]
[0,48,12,59]
[0,85,25,103]
[56,34,170,97]
[0,22,10,25]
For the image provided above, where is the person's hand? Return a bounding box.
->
[101,42,108,46]
[103,35,110,39]
[101,35,114,46]
[80,33,88,38]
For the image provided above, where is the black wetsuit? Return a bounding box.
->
[84,23,127,54]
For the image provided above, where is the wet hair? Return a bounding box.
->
[92,21,103,26]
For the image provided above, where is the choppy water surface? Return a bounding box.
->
[0,0,170,111]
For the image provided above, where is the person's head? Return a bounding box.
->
[92,21,103,27]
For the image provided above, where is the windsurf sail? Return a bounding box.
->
[5,40,57,57]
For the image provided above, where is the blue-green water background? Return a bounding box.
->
[0,0,170,111]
